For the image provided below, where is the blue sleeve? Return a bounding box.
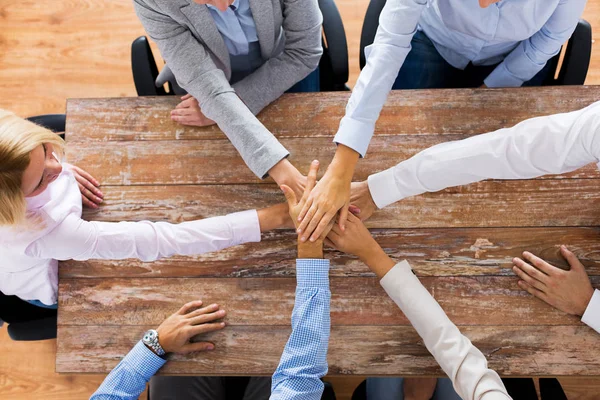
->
[484,0,587,87]
[270,259,331,400]
[90,341,166,400]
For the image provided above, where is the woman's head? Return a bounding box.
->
[193,0,234,12]
[0,110,64,226]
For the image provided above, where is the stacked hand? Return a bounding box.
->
[156,300,227,354]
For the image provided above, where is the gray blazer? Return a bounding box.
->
[133,0,323,178]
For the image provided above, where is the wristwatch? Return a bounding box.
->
[142,329,166,357]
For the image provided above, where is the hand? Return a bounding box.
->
[257,202,294,232]
[512,245,594,316]
[349,180,377,221]
[171,94,216,127]
[404,377,437,400]
[480,84,488,88]
[156,300,227,354]
[297,145,359,242]
[70,165,103,209]
[268,159,306,200]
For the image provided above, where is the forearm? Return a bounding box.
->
[91,341,165,400]
[271,259,330,399]
[333,0,425,157]
[379,262,510,399]
[257,203,289,232]
[367,101,600,208]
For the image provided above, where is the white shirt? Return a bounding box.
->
[367,100,600,334]
[333,0,586,158]
[381,261,511,400]
[0,166,261,305]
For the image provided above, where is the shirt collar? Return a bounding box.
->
[206,0,240,12]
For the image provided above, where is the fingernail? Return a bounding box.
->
[561,245,566,250]
[221,322,226,326]
[310,237,315,242]
[211,303,218,308]
[208,344,215,350]
[218,310,225,315]
[301,236,306,242]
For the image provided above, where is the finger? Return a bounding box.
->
[171,108,195,117]
[297,199,315,230]
[77,182,103,205]
[347,212,360,223]
[303,160,319,197]
[180,341,215,354]
[323,237,336,249]
[560,245,585,272]
[177,300,204,315]
[348,204,361,215]
[338,204,349,231]
[188,321,226,336]
[175,98,193,109]
[280,185,297,207]
[81,194,98,209]
[310,211,336,242]
[301,208,326,242]
[181,94,193,100]
[171,115,196,125]
[512,264,546,291]
[518,280,548,302]
[512,257,549,284]
[185,303,221,319]
[71,166,100,187]
[318,220,335,241]
[189,309,226,326]
[522,251,558,276]
[75,174,104,200]
[330,222,343,236]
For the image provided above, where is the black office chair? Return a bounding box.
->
[132,0,349,96]
[0,114,65,341]
[359,0,592,86]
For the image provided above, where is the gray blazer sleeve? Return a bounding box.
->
[232,0,323,115]
[133,0,289,179]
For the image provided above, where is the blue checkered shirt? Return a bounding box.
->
[91,258,330,399]
[271,258,331,399]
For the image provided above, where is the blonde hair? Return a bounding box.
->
[0,109,65,226]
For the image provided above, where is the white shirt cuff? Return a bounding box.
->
[367,167,403,209]
[333,117,375,158]
[229,209,262,245]
[581,289,600,334]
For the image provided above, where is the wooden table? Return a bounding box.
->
[57,87,600,376]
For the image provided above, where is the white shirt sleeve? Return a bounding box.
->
[380,261,511,400]
[581,289,600,334]
[25,210,261,261]
[368,101,600,208]
[333,0,427,157]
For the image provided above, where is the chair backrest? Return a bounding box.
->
[26,114,66,138]
[0,292,57,341]
[359,1,592,86]
[131,36,168,96]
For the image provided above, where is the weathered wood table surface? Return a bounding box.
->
[58,87,600,376]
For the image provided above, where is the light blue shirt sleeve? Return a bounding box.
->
[270,258,331,400]
[333,0,427,157]
[484,0,587,88]
[207,0,258,56]
[90,341,166,400]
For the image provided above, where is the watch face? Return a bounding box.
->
[144,330,157,342]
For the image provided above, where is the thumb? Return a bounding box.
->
[181,94,192,100]
[561,245,585,272]
[339,203,349,231]
[348,204,361,215]
[180,341,215,354]
[280,185,297,207]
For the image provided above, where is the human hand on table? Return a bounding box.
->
[349,180,377,221]
[296,145,359,243]
[155,300,227,354]
[70,165,103,209]
[512,245,594,316]
[171,94,216,127]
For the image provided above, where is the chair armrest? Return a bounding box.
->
[131,36,166,96]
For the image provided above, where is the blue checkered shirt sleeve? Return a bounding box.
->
[270,258,331,400]
[90,341,166,399]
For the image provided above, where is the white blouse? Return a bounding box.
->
[0,165,261,305]
[381,261,511,400]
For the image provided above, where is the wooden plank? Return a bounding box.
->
[56,325,600,376]
[64,136,600,185]
[59,227,600,278]
[65,88,600,142]
[78,180,600,228]
[58,276,596,327]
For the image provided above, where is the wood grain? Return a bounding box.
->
[56,325,600,376]
[59,227,600,278]
[77,180,600,228]
[65,88,600,142]
[58,276,595,327]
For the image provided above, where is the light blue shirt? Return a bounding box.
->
[207,0,259,56]
[334,0,587,158]
[90,258,331,400]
